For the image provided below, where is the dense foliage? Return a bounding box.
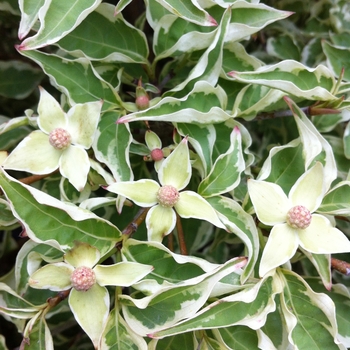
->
[1,0,350,349]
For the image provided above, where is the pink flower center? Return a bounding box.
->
[70,266,96,291]
[151,148,164,161]
[157,185,180,207]
[49,128,71,150]
[286,205,312,229]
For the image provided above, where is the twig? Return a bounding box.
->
[176,213,188,255]
[331,257,350,276]
[122,207,149,236]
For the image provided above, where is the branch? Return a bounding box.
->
[122,207,149,236]
[331,257,350,276]
[176,213,188,255]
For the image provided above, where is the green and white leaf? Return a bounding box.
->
[153,15,214,59]
[93,111,133,183]
[306,280,350,347]
[285,97,337,190]
[319,181,350,215]
[121,257,247,336]
[19,0,102,50]
[207,196,259,283]
[198,126,245,197]
[15,240,63,295]
[0,282,41,319]
[226,1,292,42]
[18,0,45,39]
[122,239,226,294]
[22,313,54,350]
[0,169,121,253]
[57,4,149,64]
[279,269,344,350]
[228,60,337,101]
[19,50,121,107]
[118,81,231,124]
[154,0,217,26]
[100,308,148,350]
[151,274,280,338]
[176,123,216,178]
[168,7,230,94]
[323,40,350,81]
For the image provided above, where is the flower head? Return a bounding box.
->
[3,88,102,191]
[28,242,152,347]
[248,162,350,277]
[143,130,172,171]
[107,138,225,242]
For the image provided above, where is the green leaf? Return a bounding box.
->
[228,61,337,101]
[198,127,245,197]
[258,140,305,194]
[280,269,341,349]
[0,60,44,99]
[121,257,247,335]
[266,35,300,61]
[207,196,259,283]
[118,81,231,124]
[155,0,217,26]
[100,308,147,350]
[57,4,149,63]
[216,326,259,350]
[0,198,17,227]
[151,275,279,338]
[148,332,195,350]
[19,0,102,50]
[19,49,121,107]
[93,111,133,182]
[0,169,121,254]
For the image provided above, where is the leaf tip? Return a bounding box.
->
[325,282,332,291]
[208,15,218,26]
[15,43,26,51]
[227,71,237,78]
[116,117,128,124]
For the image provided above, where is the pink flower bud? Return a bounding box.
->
[151,148,164,161]
[136,95,150,110]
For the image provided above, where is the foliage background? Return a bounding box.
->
[1,0,350,349]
